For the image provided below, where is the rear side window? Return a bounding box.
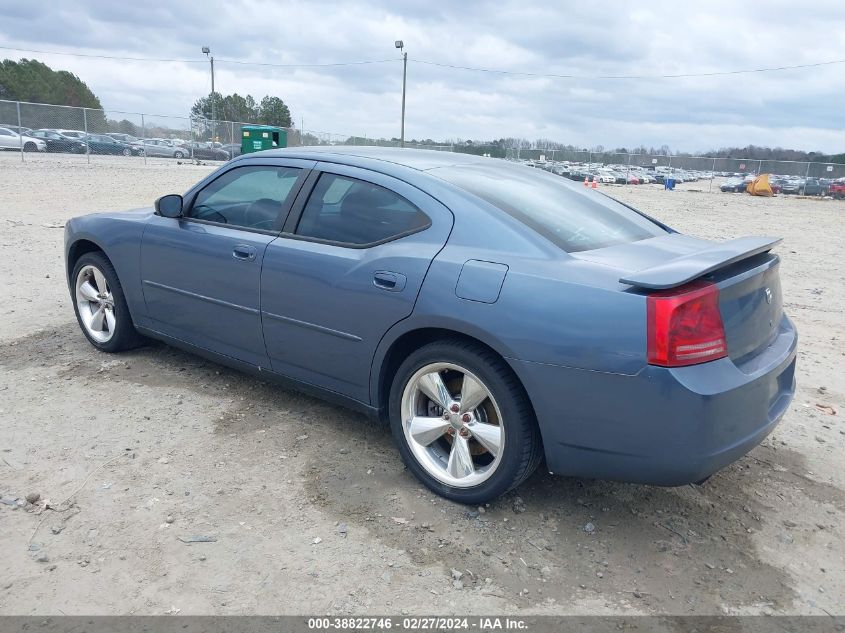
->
[295,173,430,246]
[432,163,666,252]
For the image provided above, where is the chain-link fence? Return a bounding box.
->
[2,99,844,192]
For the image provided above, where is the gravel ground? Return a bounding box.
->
[0,152,843,616]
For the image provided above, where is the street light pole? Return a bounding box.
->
[395,40,406,147]
[202,46,215,140]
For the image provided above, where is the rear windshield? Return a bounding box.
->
[431,163,667,252]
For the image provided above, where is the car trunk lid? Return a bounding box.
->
[574,234,784,363]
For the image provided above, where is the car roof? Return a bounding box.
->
[247,146,500,172]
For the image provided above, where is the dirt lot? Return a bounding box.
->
[0,153,843,616]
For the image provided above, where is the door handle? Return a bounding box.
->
[232,244,256,261]
[373,271,406,292]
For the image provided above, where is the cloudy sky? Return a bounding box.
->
[1,0,844,152]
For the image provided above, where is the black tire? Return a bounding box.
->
[23,141,37,152]
[388,338,543,504]
[122,147,131,156]
[174,150,185,159]
[71,252,144,353]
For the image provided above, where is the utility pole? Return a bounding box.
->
[395,40,407,147]
[202,46,215,140]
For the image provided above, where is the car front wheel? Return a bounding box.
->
[389,339,543,504]
[71,252,143,353]
[174,150,185,159]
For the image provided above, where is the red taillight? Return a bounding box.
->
[647,281,727,367]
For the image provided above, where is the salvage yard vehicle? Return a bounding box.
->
[64,148,797,503]
[720,178,748,193]
[141,138,188,159]
[82,134,134,156]
[30,129,88,153]
[0,126,47,151]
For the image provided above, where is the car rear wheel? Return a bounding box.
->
[122,147,131,156]
[71,252,143,353]
[174,150,185,159]
[389,339,543,504]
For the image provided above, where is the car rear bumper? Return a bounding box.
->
[510,316,797,486]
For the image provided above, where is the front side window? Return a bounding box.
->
[295,173,430,245]
[188,165,301,231]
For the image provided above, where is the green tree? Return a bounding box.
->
[258,95,292,127]
[0,58,102,108]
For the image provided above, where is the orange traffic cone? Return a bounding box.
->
[583,176,589,187]
[591,178,598,189]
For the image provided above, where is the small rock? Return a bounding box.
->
[312,537,322,545]
[35,553,49,563]
[540,565,551,576]
[336,522,348,537]
[596,571,604,578]
[25,492,40,505]
[451,569,463,580]
[633,591,643,599]
[199,555,206,561]
[477,506,485,514]
[466,510,479,519]
[725,568,734,574]
[584,522,596,534]
[165,515,174,524]
[50,525,64,535]
[705,563,715,570]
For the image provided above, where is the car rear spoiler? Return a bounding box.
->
[619,236,782,290]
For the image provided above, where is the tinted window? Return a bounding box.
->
[431,163,666,252]
[189,165,301,230]
[0,128,11,136]
[295,173,429,245]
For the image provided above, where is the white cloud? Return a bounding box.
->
[1,0,843,152]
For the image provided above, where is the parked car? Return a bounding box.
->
[81,134,134,155]
[801,178,829,196]
[185,141,230,161]
[54,129,89,140]
[720,178,748,193]
[221,143,242,159]
[64,147,796,503]
[0,126,47,151]
[829,179,845,199]
[140,138,188,159]
[781,178,828,196]
[30,129,88,153]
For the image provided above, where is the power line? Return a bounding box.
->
[2,43,843,79]
[0,45,397,68]
[411,57,845,79]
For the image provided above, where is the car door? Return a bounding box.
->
[260,162,453,403]
[140,159,313,367]
[0,128,17,149]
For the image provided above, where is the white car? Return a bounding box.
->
[0,127,47,152]
[595,171,616,184]
[54,129,88,140]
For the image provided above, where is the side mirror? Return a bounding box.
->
[155,194,183,218]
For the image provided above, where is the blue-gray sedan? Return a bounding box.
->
[64,147,797,503]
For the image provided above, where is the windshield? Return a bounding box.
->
[430,162,667,252]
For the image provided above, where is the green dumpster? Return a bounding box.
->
[241,125,287,154]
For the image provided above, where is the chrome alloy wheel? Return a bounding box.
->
[75,265,116,343]
[401,363,505,488]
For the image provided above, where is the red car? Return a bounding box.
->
[829,180,845,199]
